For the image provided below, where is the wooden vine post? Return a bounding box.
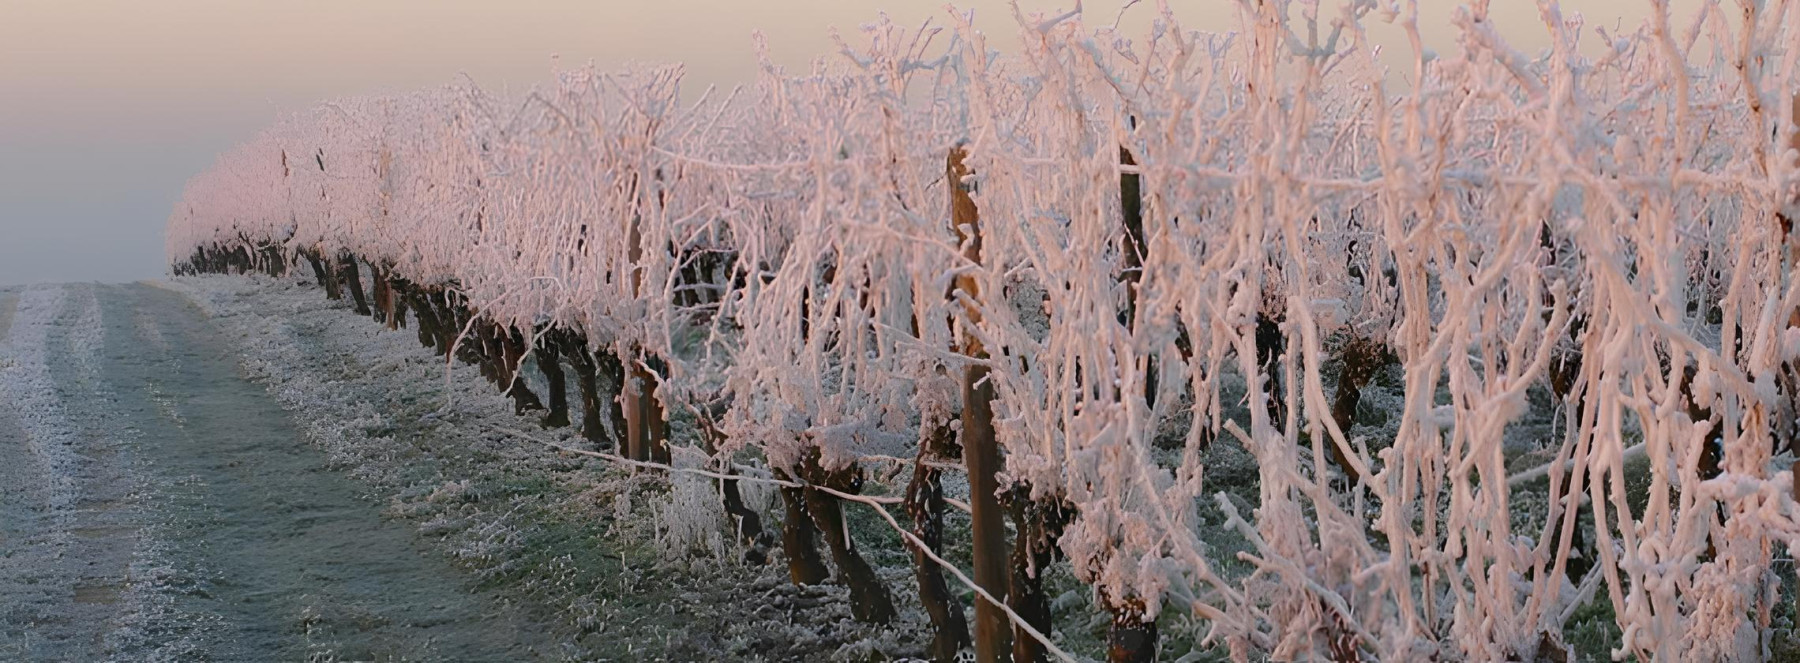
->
[1785,89,1799,623]
[623,172,670,464]
[951,144,1014,662]
[1118,143,1146,331]
[1109,140,1157,663]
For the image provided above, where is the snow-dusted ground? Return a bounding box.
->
[78,274,952,661]
[0,282,548,661]
[0,274,1314,661]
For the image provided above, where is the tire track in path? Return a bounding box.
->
[0,285,112,660]
[1,284,552,661]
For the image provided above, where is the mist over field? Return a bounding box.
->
[4,1,1797,661]
[0,0,1695,286]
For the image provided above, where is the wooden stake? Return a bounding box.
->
[951,145,1013,662]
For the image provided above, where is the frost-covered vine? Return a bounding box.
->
[169,0,1800,659]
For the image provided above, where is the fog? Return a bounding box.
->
[0,0,1691,286]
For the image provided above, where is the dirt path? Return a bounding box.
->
[0,283,552,662]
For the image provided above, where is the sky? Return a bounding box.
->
[0,0,1697,286]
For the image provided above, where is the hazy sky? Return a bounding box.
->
[0,0,1691,286]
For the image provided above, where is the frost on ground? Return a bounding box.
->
[2,283,556,662]
[5,276,1780,661]
[153,272,1689,661]
[160,272,1349,661]
[0,285,160,660]
[162,273,953,661]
